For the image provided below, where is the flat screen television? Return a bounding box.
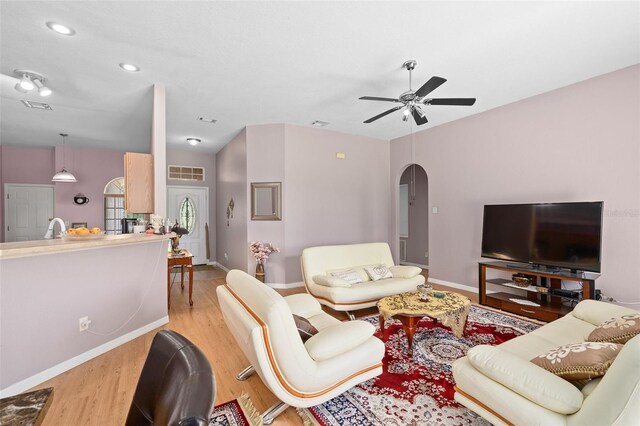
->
[481,202,603,272]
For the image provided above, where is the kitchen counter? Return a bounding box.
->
[0,233,174,259]
[0,233,170,396]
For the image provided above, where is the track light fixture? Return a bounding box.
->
[34,78,52,96]
[13,70,53,97]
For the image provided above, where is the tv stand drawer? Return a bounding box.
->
[500,300,558,322]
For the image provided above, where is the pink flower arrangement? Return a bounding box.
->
[249,241,280,264]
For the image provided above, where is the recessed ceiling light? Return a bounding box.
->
[46,22,76,36]
[186,138,201,146]
[21,100,53,110]
[198,117,217,123]
[119,63,140,72]
[311,120,329,127]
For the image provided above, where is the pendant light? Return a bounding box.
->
[52,133,77,183]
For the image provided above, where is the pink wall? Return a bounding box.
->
[247,124,286,283]
[166,148,217,261]
[216,129,248,271]
[390,64,640,301]
[283,124,390,282]
[0,146,56,241]
[400,165,429,265]
[0,145,125,239]
[54,146,125,229]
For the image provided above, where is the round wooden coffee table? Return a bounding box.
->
[377,290,470,357]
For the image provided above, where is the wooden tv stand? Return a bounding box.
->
[479,261,599,322]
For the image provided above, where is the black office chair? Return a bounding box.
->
[126,330,216,426]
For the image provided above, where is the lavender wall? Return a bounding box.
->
[53,146,125,229]
[246,124,286,283]
[0,239,168,394]
[400,165,429,265]
[390,65,640,301]
[0,146,55,241]
[216,129,248,271]
[167,149,217,261]
[283,124,390,283]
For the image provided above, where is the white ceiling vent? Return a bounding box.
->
[21,100,52,110]
[168,165,204,181]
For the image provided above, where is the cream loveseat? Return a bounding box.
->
[452,300,640,425]
[217,270,385,424]
[301,242,425,319]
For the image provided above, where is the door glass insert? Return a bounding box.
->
[179,197,196,234]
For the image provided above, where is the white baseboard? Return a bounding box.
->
[212,261,230,273]
[428,278,479,293]
[0,316,169,397]
[400,261,429,269]
[267,281,305,290]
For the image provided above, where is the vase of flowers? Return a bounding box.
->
[249,241,280,283]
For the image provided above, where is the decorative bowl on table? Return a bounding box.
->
[513,276,533,287]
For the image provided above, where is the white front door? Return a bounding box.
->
[4,184,54,242]
[167,186,208,265]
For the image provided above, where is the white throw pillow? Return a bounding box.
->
[329,269,363,284]
[364,264,393,281]
[312,275,351,288]
[389,265,422,279]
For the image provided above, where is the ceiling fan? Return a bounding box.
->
[359,60,476,126]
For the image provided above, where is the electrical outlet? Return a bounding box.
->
[79,316,91,332]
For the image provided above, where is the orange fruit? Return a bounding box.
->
[67,228,77,235]
[90,227,102,234]
[77,228,90,236]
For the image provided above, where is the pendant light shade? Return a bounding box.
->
[52,168,77,183]
[52,133,77,183]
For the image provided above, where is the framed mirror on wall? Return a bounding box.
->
[251,182,282,220]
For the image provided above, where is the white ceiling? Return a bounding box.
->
[1,1,638,154]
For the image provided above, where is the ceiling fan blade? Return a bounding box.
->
[426,98,476,106]
[411,108,428,126]
[359,96,401,103]
[363,106,403,123]
[414,76,447,97]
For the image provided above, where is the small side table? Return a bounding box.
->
[168,249,194,309]
[0,387,53,426]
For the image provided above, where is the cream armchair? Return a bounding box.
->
[217,270,385,424]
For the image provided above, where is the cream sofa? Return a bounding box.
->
[301,242,425,319]
[217,270,385,424]
[452,300,640,425]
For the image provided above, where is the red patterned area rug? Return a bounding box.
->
[210,393,262,426]
[297,305,541,426]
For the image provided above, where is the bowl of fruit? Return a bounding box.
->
[62,226,105,240]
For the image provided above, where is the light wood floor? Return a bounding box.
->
[30,268,478,425]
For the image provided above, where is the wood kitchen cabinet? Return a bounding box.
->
[124,152,154,213]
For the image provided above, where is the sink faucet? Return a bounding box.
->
[44,218,67,239]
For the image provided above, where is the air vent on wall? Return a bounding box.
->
[21,100,52,110]
[168,165,204,181]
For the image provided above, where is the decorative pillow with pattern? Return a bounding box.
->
[531,342,623,380]
[587,313,640,344]
[292,314,319,342]
[329,269,363,284]
[364,264,393,281]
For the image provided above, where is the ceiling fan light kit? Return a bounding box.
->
[359,59,476,126]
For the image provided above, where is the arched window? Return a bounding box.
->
[104,177,125,234]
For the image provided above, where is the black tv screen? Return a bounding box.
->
[481,202,603,272]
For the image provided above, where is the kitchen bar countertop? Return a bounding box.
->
[0,233,174,259]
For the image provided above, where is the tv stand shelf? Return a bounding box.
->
[479,261,599,322]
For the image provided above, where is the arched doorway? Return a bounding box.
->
[398,164,428,267]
